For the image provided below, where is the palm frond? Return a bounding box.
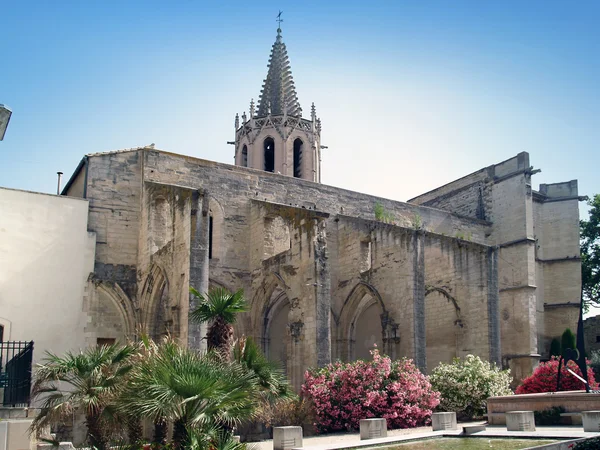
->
[190,287,248,324]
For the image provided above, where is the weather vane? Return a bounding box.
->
[276,10,283,28]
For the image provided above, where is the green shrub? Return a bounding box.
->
[430,355,513,420]
[549,338,562,358]
[575,436,600,449]
[589,350,600,380]
[561,328,576,352]
[534,406,565,425]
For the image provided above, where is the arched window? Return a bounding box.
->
[293,138,303,178]
[241,145,248,167]
[264,138,275,173]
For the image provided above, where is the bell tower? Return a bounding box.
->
[233,24,322,182]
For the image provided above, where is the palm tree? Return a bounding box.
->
[31,343,135,450]
[189,287,248,354]
[232,336,292,402]
[120,337,259,450]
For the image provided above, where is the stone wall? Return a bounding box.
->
[584,315,600,354]
[63,146,580,390]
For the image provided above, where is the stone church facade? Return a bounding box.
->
[62,27,583,389]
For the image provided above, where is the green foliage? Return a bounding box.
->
[561,328,576,353]
[190,287,249,352]
[549,338,562,358]
[412,213,422,230]
[589,350,600,380]
[232,336,292,402]
[189,287,248,325]
[430,355,513,420]
[119,337,264,449]
[31,343,136,450]
[373,202,395,224]
[581,194,600,311]
[575,436,600,449]
[534,406,565,426]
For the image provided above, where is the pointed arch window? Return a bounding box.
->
[293,138,303,178]
[241,145,248,168]
[264,138,275,173]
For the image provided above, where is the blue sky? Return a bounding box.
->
[1,0,598,210]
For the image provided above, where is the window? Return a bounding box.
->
[264,138,275,172]
[293,138,303,178]
[241,145,248,167]
[97,338,116,347]
[596,335,600,343]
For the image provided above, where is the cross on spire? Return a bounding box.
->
[276,10,283,29]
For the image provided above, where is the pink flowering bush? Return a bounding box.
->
[302,349,440,433]
[516,357,598,394]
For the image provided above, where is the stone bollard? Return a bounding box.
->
[431,412,457,431]
[582,411,600,432]
[360,418,387,440]
[273,426,303,450]
[506,411,536,432]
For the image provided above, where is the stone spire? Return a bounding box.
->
[256,27,302,118]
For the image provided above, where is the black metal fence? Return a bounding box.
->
[0,341,34,407]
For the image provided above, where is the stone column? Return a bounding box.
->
[188,190,209,352]
[412,230,426,372]
[487,246,501,366]
[314,219,331,367]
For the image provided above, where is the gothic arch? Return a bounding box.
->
[337,282,390,361]
[424,285,463,370]
[263,136,275,173]
[293,138,303,178]
[88,280,137,344]
[241,145,248,167]
[140,264,169,339]
[250,271,289,332]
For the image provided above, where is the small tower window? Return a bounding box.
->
[293,138,303,178]
[241,145,248,168]
[264,137,275,173]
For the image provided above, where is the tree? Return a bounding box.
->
[232,336,292,402]
[561,328,576,353]
[549,338,562,358]
[581,194,600,311]
[120,337,259,450]
[190,287,248,354]
[31,344,135,450]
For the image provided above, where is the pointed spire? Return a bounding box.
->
[311,102,316,122]
[256,26,302,118]
[235,113,239,129]
[242,111,247,124]
[249,98,255,118]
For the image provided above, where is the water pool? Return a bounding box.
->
[373,438,558,449]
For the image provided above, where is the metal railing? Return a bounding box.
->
[0,341,34,407]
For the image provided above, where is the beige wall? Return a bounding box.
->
[0,187,95,364]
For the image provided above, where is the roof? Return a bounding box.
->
[61,145,158,195]
[256,28,302,118]
[85,144,159,157]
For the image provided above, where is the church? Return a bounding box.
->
[60,25,583,390]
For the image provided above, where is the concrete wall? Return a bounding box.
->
[0,187,95,364]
